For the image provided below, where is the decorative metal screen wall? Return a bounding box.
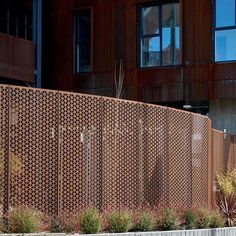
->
[59,92,103,213]
[211,129,236,204]
[9,87,58,216]
[0,86,9,215]
[0,84,235,216]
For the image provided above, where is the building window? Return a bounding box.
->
[138,2,180,68]
[0,1,32,40]
[214,0,236,62]
[75,9,91,73]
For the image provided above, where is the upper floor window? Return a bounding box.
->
[75,9,91,73]
[0,1,32,40]
[138,2,180,68]
[214,0,236,62]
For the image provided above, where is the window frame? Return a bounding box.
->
[74,8,93,74]
[213,0,236,63]
[137,0,181,69]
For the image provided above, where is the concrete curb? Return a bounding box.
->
[1,227,236,236]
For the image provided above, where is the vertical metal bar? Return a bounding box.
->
[190,114,193,207]
[160,5,163,66]
[33,0,42,88]
[15,18,19,37]
[139,6,142,68]
[137,104,142,205]
[208,120,212,208]
[166,109,170,206]
[4,86,10,217]
[180,0,185,101]
[56,91,61,217]
[6,9,10,34]
[24,15,28,40]
[234,0,236,25]
[74,14,76,74]
[100,97,104,210]
[212,0,216,62]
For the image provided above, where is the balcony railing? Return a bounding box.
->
[0,32,34,83]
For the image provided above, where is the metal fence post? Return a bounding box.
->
[4,86,10,218]
[57,91,61,217]
[208,120,212,208]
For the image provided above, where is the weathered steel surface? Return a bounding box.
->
[0,85,235,216]
[0,33,34,83]
[43,0,236,103]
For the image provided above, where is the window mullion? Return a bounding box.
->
[142,33,160,38]
[139,6,142,67]
[235,0,236,26]
[160,5,163,66]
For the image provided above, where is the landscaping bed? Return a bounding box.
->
[1,228,236,236]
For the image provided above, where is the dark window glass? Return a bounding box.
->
[139,2,180,68]
[141,6,159,35]
[215,0,236,62]
[0,2,32,40]
[75,9,91,73]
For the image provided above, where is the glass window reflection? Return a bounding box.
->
[215,29,236,61]
[216,0,235,27]
[141,37,160,67]
[142,6,159,35]
[162,3,180,65]
[139,2,180,67]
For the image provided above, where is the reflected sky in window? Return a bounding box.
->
[215,29,236,61]
[216,0,235,27]
[162,28,180,49]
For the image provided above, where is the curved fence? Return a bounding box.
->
[0,85,235,216]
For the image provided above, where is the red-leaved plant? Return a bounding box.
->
[216,169,236,226]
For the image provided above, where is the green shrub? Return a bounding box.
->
[210,212,225,228]
[8,207,40,233]
[0,218,5,232]
[133,211,155,232]
[197,209,213,229]
[79,208,102,234]
[183,209,197,229]
[107,211,132,233]
[50,215,74,233]
[159,208,180,231]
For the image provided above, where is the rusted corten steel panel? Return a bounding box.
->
[102,98,140,208]
[211,129,236,205]
[44,0,236,102]
[138,103,169,206]
[59,92,102,213]
[0,33,34,83]
[8,86,58,216]
[0,85,9,215]
[1,85,235,216]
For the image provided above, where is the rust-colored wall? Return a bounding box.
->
[0,33,34,83]
[43,0,236,103]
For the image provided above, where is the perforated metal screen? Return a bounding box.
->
[9,87,58,216]
[0,86,9,215]
[0,85,235,216]
[211,129,236,205]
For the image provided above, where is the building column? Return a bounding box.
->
[33,0,42,88]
